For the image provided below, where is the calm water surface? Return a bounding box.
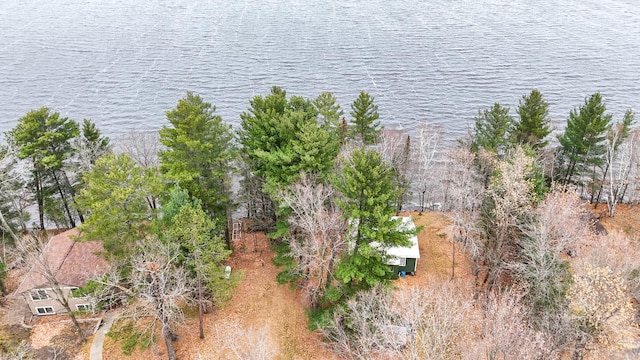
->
[1,0,639,141]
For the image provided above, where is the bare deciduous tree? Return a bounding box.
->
[534,188,592,249]
[322,284,404,360]
[115,131,162,169]
[203,321,277,360]
[462,291,552,360]
[416,121,442,214]
[396,282,473,360]
[444,146,484,284]
[575,228,640,303]
[0,145,30,242]
[97,239,191,360]
[567,265,635,359]
[323,281,552,360]
[477,147,538,296]
[279,173,346,308]
[379,129,413,214]
[605,131,636,217]
[0,340,33,360]
[510,189,587,351]
[15,233,88,343]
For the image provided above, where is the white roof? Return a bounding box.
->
[370,216,420,260]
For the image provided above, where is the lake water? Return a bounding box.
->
[1,0,639,142]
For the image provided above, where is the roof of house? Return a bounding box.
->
[14,228,109,294]
[369,216,421,261]
[384,216,420,260]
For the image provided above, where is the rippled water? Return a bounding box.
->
[1,0,639,142]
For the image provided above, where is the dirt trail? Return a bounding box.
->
[176,229,336,360]
[102,229,335,360]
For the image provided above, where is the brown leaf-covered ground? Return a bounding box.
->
[12,205,638,359]
[99,211,472,360]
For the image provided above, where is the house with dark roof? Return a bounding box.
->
[14,228,109,316]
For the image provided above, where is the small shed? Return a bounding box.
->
[377,216,420,276]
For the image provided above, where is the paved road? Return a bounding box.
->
[89,312,117,360]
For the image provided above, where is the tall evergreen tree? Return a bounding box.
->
[159,92,236,227]
[556,92,612,186]
[76,153,162,258]
[9,107,80,229]
[238,87,340,233]
[314,92,344,128]
[333,149,413,290]
[349,91,381,145]
[67,119,112,224]
[513,89,552,149]
[76,119,111,166]
[471,103,514,155]
[160,187,231,340]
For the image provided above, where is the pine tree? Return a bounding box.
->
[556,92,612,186]
[471,103,514,155]
[159,92,236,226]
[238,87,340,234]
[513,89,551,149]
[334,149,413,290]
[76,153,161,258]
[161,188,231,339]
[349,91,381,145]
[314,92,344,128]
[9,107,80,229]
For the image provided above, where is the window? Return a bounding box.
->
[76,304,92,312]
[69,287,80,297]
[31,289,49,301]
[387,257,407,267]
[35,306,55,315]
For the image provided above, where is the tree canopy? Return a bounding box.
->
[76,153,162,258]
[9,107,80,228]
[159,92,236,226]
[513,89,552,149]
[333,149,413,290]
[349,91,381,145]
[556,92,612,186]
[471,103,514,156]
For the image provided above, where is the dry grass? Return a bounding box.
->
[596,203,640,241]
[394,211,473,288]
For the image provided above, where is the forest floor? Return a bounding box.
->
[99,211,473,360]
[4,204,637,359]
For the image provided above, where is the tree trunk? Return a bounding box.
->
[34,169,45,230]
[0,209,21,244]
[419,189,426,215]
[451,234,457,280]
[620,182,630,203]
[51,171,75,228]
[564,158,577,185]
[68,311,87,344]
[198,278,204,339]
[593,163,609,208]
[163,323,178,360]
[608,201,617,218]
[62,171,84,223]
